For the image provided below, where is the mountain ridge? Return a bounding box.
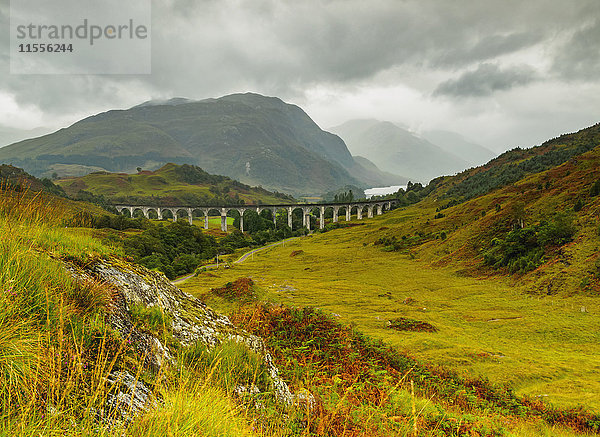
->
[0,93,406,196]
[421,129,496,166]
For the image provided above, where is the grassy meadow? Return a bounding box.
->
[181,206,600,412]
[3,142,600,435]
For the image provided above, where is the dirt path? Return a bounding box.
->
[170,237,300,285]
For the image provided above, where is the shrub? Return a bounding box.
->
[210,278,256,302]
[124,221,218,279]
[387,317,437,332]
[483,213,575,274]
[590,180,600,197]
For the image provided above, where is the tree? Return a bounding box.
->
[538,212,575,247]
[509,202,526,229]
[573,199,584,212]
[406,191,419,203]
[137,167,142,173]
[333,190,354,203]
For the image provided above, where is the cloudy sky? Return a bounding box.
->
[1,0,599,152]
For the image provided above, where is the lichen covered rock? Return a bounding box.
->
[66,256,294,420]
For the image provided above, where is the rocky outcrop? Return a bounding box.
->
[66,256,294,422]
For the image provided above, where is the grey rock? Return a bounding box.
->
[65,256,295,423]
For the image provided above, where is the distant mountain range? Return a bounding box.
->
[0,93,405,196]
[330,119,496,183]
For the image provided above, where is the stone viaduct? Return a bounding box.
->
[114,199,396,232]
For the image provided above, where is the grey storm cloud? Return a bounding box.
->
[1,0,600,151]
[432,31,544,68]
[1,0,590,106]
[433,63,538,97]
[147,0,562,87]
[552,18,600,81]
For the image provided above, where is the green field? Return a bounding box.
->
[181,210,600,412]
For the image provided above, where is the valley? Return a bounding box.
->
[1,103,600,436]
[180,210,600,410]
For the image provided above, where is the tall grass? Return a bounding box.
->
[0,189,133,432]
[129,367,258,437]
[0,185,263,436]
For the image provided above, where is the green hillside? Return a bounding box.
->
[0,93,405,196]
[0,164,67,197]
[439,122,600,202]
[56,163,295,206]
[365,122,600,290]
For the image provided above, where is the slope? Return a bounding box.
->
[0,164,67,197]
[2,151,599,435]
[422,129,496,167]
[0,125,51,148]
[348,155,409,187]
[440,122,600,202]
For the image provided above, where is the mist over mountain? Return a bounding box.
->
[421,129,496,167]
[0,93,404,196]
[0,126,51,149]
[331,119,469,183]
[350,156,409,187]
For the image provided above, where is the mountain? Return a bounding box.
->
[421,129,496,167]
[133,97,194,108]
[439,122,600,202]
[56,163,295,206]
[330,120,469,183]
[0,93,402,196]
